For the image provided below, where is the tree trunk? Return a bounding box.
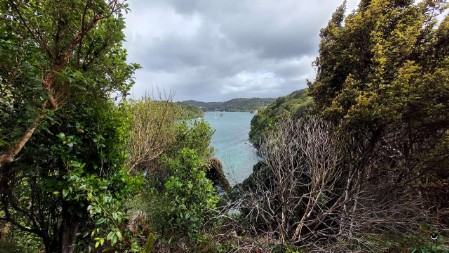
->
[60,206,80,253]
[61,221,80,253]
[0,63,63,168]
[42,205,81,253]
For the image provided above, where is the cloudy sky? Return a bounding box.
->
[123,0,359,102]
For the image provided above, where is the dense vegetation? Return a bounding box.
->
[174,102,204,119]
[123,99,226,251]
[0,0,220,252]
[238,0,449,251]
[308,0,449,246]
[249,89,312,144]
[0,0,139,252]
[181,97,276,112]
[1,0,448,252]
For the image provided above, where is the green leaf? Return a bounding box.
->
[62,188,69,198]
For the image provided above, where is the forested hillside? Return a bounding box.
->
[249,89,312,144]
[181,97,276,112]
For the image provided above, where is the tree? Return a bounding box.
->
[123,96,211,175]
[126,119,220,251]
[309,0,449,245]
[0,0,137,167]
[123,96,179,174]
[156,148,219,241]
[235,117,343,247]
[311,0,449,159]
[0,0,139,252]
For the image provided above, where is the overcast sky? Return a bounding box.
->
[123,0,359,102]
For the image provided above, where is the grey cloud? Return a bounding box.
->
[124,0,360,101]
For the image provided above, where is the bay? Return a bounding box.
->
[203,112,259,185]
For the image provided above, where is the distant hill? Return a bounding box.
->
[181,98,276,112]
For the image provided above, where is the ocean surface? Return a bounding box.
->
[203,112,260,185]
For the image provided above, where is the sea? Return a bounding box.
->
[202,112,260,185]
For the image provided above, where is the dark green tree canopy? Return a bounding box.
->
[0,1,139,252]
[0,0,138,167]
[309,0,449,212]
[311,0,449,131]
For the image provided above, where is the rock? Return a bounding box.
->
[205,157,232,193]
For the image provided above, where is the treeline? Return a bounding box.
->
[181,97,276,112]
[1,0,449,252]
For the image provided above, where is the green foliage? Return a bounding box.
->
[126,117,219,250]
[238,1,449,251]
[171,120,215,161]
[2,100,140,252]
[181,97,276,112]
[249,89,312,144]
[158,148,219,239]
[121,98,209,174]
[311,0,449,134]
[143,233,155,253]
[138,148,219,248]
[175,102,205,119]
[410,243,449,253]
[411,246,449,253]
[0,0,139,251]
[305,0,449,249]
[357,231,449,253]
[309,0,449,180]
[0,239,26,253]
[121,98,179,174]
[285,249,302,253]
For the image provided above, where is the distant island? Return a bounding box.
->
[180,97,276,112]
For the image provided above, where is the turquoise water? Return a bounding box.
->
[203,112,259,185]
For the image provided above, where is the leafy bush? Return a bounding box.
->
[157,148,219,239]
[170,120,214,160]
[126,118,220,251]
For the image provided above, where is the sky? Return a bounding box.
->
[123,0,359,102]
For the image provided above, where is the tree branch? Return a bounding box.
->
[9,0,53,58]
